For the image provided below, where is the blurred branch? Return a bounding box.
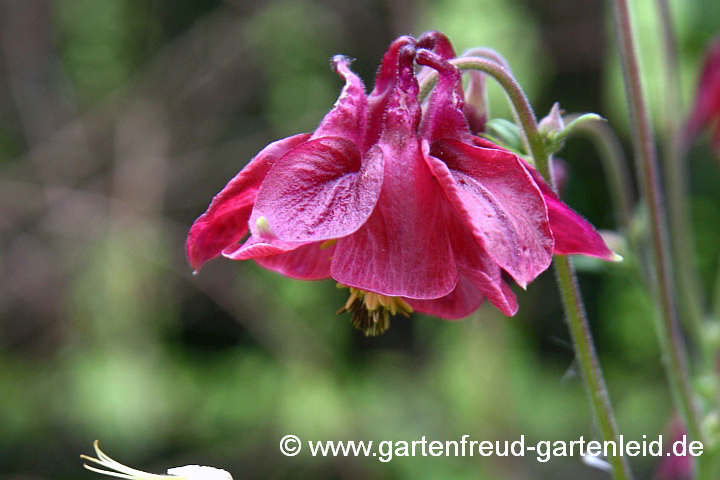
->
[610,0,706,463]
[655,0,708,363]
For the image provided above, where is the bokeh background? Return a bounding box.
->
[1,0,719,479]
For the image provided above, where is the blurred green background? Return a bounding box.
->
[1,1,719,479]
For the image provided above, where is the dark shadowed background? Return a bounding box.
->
[1,0,719,479]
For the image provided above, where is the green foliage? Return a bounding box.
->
[54,0,157,105]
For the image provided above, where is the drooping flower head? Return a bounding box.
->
[187,32,616,335]
[686,37,720,158]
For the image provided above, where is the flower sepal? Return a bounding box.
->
[539,106,605,155]
[571,230,628,272]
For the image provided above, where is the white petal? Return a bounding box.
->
[166,465,233,480]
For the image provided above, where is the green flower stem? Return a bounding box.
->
[553,256,633,480]
[420,57,634,480]
[566,116,634,230]
[610,0,705,455]
[460,47,511,72]
[656,0,708,364]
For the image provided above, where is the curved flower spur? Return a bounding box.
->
[187,32,617,335]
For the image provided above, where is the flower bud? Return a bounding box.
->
[538,102,565,137]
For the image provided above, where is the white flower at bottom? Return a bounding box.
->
[81,441,233,480]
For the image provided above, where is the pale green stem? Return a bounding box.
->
[460,47,512,72]
[610,0,706,460]
[554,256,633,480]
[420,56,634,480]
[655,0,708,363]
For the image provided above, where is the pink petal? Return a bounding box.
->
[416,49,468,141]
[223,235,333,280]
[407,275,483,319]
[187,133,311,271]
[470,136,614,260]
[223,234,303,260]
[471,136,503,150]
[250,137,384,242]
[416,31,457,60]
[686,39,720,140]
[426,138,554,288]
[449,214,518,316]
[523,162,615,260]
[311,56,368,147]
[365,36,417,150]
[331,140,458,299]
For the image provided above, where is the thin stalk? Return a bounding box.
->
[420,56,634,480]
[656,0,707,362]
[554,256,632,480]
[460,47,512,72]
[567,117,634,230]
[610,0,705,454]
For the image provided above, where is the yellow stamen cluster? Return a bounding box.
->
[336,285,413,336]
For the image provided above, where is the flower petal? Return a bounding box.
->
[416,49,468,141]
[250,137,384,242]
[449,216,518,316]
[523,162,616,260]
[686,39,720,140]
[187,133,311,271]
[470,136,503,150]
[365,36,417,150]
[311,56,367,147]
[426,138,554,288]
[223,235,333,280]
[331,140,458,299]
[416,31,457,60]
[406,275,483,319]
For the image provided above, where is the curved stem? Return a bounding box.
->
[430,55,634,480]
[455,54,530,154]
[460,47,512,72]
[610,0,705,454]
[566,116,635,230]
[418,56,541,165]
[655,0,708,364]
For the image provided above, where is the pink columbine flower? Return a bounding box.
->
[686,37,720,157]
[187,33,615,335]
[654,418,691,480]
